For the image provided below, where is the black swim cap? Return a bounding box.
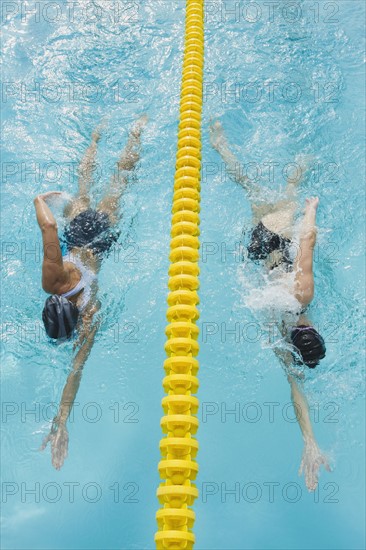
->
[290,325,326,368]
[42,295,79,340]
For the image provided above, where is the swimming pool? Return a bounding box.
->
[1,1,365,548]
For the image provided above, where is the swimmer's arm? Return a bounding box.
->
[74,292,101,351]
[274,346,305,380]
[275,344,315,438]
[34,194,65,291]
[41,303,101,469]
[274,340,330,491]
[294,198,318,306]
[54,300,101,429]
[34,192,64,227]
[56,320,100,426]
[275,347,316,441]
[288,375,315,441]
[34,194,59,234]
[299,197,318,245]
[288,374,330,491]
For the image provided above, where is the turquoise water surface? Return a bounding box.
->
[1,1,365,549]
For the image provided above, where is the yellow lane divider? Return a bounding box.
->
[155,1,204,548]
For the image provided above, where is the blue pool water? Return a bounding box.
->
[1,1,365,549]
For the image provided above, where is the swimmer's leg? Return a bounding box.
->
[210,119,280,228]
[96,115,148,226]
[63,127,102,220]
[210,119,263,199]
[283,154,311,201]
[259,156,311,236]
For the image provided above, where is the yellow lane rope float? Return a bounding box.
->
[155,1,204,548]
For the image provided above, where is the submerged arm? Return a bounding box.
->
[288,374,330,491]
[288,374,315,441]
[41,298,101,470]
[274,344,330,491]
[58,318,100,424]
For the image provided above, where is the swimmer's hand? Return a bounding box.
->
[38,191,63,201]
[40,417,69,470]
[305,196,319,210]
[299,438,331,491]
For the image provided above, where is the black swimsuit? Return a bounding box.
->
[247,221,293,269]
[62,209,120,257]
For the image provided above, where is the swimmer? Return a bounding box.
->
[35,115,147,469]
[210,120,330,491]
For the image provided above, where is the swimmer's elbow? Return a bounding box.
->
[33,195,42,205]
[40,220,58,232]
[295,283,314,307]
[300,230,317,249]
[41,276,54,294]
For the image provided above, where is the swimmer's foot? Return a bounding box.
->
[92,120,108,142]
[131,114,148,137]
[91,130,102,143]
[91,131,101,143]
[209,119,224,151]
[115,115,148,172]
